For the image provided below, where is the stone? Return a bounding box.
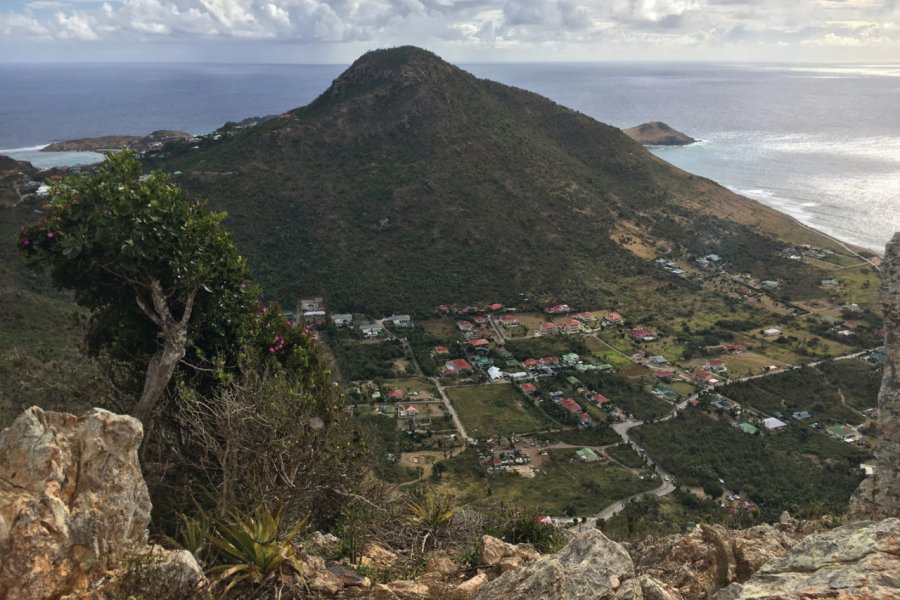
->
[0,407,206,600]
[474,529,641,600]
[307,569,344,595]
[455,571,489,598]
[360,542,399,569]
[712,518,900,599]
[630,523,797,600]
[848,232,900,520]
[639,575,685,600]
[497,556,522,573]
[514,543,541,562]
[376,579,430,599]
[425,555,459,577]
[779,511,797,525]
[478,535,516,566]
[306,530,342,558]
[327,563,371,588]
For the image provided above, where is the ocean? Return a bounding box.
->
[2,61,898,251]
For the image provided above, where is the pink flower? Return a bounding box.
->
[240,282,247,289]
[47,232,54,238]
[21,238,30,246]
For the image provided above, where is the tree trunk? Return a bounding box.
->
[131,280,196,426]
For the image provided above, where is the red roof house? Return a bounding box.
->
[544,304,571,314]
[488,303,504,311]
[433,346,450,355]
[388,388,404,400]
[457,320,474,331]
[468,338,491,350]
[444,359,473,375]
[629,327,656,341]
[520,383,537,394]
[540,322,559,334]
[560,398,582,413]
[590,393,610,405]
[605,311,624,323]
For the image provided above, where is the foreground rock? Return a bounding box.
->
[0,407,205,599]
[474,529,640,600]
[849,232,900,520]
[623,122,695,146]
[712,518,900,599]
[629,523,799,600]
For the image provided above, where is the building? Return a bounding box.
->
[444,358,473,376]
[575,447,599,462]
[299,297,324,311]
[629,327,656,341]
[654,370,675,382]
[763,328,782,337]
[539,322,559,335]
[705,358,727,372]
[693,370,719,387]
[604,312,624,326]
[359,322,384,338]
[499,315,519,328]
[468,338,491,351]
[559,398,582,413]
[792,411,811,421]
[738,422,759,435]
[763,417,787,432]
[457,320,474,332]
[332,313,353,327]
[544,304,571,314]
[386,314,413,328]
[519,383,537,394]
[487,366,503,381]
[433,346,450,356]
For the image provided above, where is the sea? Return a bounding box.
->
[2,61,898,252]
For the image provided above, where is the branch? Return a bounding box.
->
[134,291,164,329]
[179,289,197,327]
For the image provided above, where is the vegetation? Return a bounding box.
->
[540,426,620,446]
[722,361,879,425]
[332,339,407,381]
[607,444,646,469]
[18,151,251,424]
[446,384,554,436]
[630,410,867,521]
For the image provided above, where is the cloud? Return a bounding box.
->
[0,0,897,60]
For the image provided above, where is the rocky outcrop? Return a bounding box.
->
[712,518,900,599]
[474,529,641,600]
[623,122,695,146]
[0,406,205,600]
[849,233,900,520]
[628,523,799,600]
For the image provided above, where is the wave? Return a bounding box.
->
[0,144,49,153]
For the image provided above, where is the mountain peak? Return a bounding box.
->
[317,46,465,101]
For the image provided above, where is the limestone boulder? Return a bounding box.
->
[712,518,900,599]
[478,535,517,566]
[361,542,399,569]
[0,406,205,600]
[474,529,641,600]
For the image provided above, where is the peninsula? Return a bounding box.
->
[623,121,695,146]
[42,130,191,153]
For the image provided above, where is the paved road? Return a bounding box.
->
[432,377,469,440]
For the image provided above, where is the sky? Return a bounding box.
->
[0,0,898,63]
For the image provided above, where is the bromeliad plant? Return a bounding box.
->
[203,506,309,598]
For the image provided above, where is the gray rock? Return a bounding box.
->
[474,529,640,600]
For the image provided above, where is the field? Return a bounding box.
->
[439,448,658,516]
[446,384,555,436]
[583,336,633,368]
[606,443,646,469]
[540,427,621,446]
[384,377,438,398]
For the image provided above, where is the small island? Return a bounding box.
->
[42,130,192,153]
[623,121,695,146]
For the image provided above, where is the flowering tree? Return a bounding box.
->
[19,151,251,424]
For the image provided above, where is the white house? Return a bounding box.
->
[332,313,354,327]
[763,417,787,432]
[487,366,503,381]
[359,322,384,338]
[387,314,413,328]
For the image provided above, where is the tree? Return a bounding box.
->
[19,151,251,424]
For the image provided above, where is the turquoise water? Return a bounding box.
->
[2,61,897,250]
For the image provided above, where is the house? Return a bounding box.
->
[589,393,610,406]
[487,366,503,381]
[827,424,854,441]
[573,311,594,322]
[653,386,679,402]
[629,327,656,341]
[560,319,583,333]
[559,398,582,413]
[471,315,487,325]
[762,280,780,289]
[520,383,537,395]
[650,355,669,365]
[398,404,419,418]
[579,412,593,426]
[487,303,504,311]
[332,313,354,327]
[821,278,839,287]
[473,356,494,369]
[303,310,326,325]
[544,304,571,314]
[444,358,473,376]
[499,315,519,328]
[721,343,747,353]
[705,358,727,372]
[300,297,324,311]
[711,396,740,413]
[468,338,491,351]
[522,358,540,368]
[539,322,559,335]
[432,346,450,356]
[654,370,675,382]
[387,388,404,400]
[693,370,719,387]
[738,423,759,435]
[565,376,581,387]
[576,447,599,462]
[604,312,624,326]
[359,322,384,338]
[387,314,413,328]
[561,352,580,366]
[457,321,474,332]
[763,327,782,337]
[763,417,787,432]
[705,254,722,263]
[509,372,528,381]
[792,411,811,421]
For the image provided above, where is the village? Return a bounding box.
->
[283,240,884,522]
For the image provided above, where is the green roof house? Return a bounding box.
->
[575,447,600,462]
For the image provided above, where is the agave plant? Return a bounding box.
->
[406,487,458,552]
[204,505,309,598]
